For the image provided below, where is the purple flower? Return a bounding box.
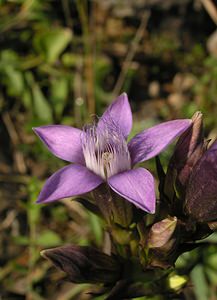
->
[34,93,191,213]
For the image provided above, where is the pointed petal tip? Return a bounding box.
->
[120,92,128,98]
[36,164,103,204]
[32,125,85,164]
[33,126,48,135]
[36,193,69,204]
[129,118,193,165]
[32,126,39,135]
[40,250,47,258]
[36,195,47,204]
[149,207,156,214]
[40,249,55,260]
[32,125,46,134]
[98,92,132,137]
[137,200,155,214]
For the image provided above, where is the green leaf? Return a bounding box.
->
[34,28,72,64]
[206,252,217,269]
[201,232,217,243]
[50,76,69,118]
[87,212,103,246]
[0,49,19,66]
[37,230,62,247]
[32,82,53,122]
[25,72,52,121]
[191,265,209,300]
[62,53,82,67]
[22,89,32,109]
[205,266,217,284]
[3,66,24,96]
[13,236,29,246]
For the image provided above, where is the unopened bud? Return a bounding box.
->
[147,217,178,269]
[185,140,217,222]
[41,245,121,284]
[176,112,204,161]
[148,217,177,248]
[165,112,205,200]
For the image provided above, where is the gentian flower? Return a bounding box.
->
[34,93,191,213]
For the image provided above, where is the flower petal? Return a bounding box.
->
[128,119,192,165]
[37,164,103,203]
[33,125,84,164]
[98,93,132,138]
[108,168,155,213]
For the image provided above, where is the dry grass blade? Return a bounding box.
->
[200,0,217,25]
[112,10,150,97]
[2,112,27,174]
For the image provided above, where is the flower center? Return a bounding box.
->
[82,120,131,179]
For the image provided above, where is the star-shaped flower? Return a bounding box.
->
[34,93,191,213]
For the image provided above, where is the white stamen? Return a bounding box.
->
[82,121,131,179]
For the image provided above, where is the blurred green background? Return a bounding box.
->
[1,0,217,299]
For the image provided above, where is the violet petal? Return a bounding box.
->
[33,125,85,164]
[37,164,103,203]
[98,93,132,138]
[128,119,192,165]
[108,167,155,213]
